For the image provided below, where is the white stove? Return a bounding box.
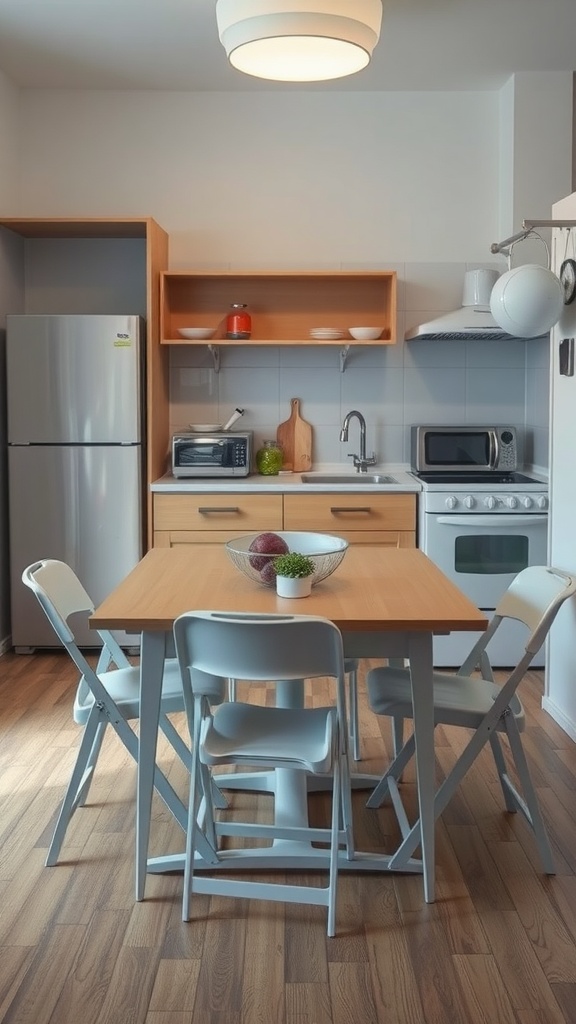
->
[415,471,548,514]
[412,469,549,667]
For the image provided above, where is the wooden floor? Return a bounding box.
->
[2,651,576,1024]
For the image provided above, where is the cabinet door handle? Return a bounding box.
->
[198,506,240,514]
[330,506,372,513]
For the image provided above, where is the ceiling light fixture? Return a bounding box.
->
[215,0,383,83]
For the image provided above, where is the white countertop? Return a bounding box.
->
[150,464,422,494]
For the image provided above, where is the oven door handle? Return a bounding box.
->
[435,515,548,527]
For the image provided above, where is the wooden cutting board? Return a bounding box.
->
[276,398,312,472]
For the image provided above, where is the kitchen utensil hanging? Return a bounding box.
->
[189,408,245,432]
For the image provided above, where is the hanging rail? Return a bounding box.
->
[491,219,576,255]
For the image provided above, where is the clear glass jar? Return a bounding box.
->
[226,302,251,340]
[256,440,283,475]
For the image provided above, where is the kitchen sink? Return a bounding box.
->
[300,473,397,485]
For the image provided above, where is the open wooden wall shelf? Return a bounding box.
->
[160,269,397,347]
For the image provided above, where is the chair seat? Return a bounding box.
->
[367,665,525,731]
[73,659,186,724]
[202,702,336,774]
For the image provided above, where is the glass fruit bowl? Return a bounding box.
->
[225,532,348,588]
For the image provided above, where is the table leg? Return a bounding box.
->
[409,631,436,902]
[387,631,436,902]
[136,629,167,901]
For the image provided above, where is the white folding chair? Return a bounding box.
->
[173,611,354,937]
[365,566,576,874]
[22,558,206,866]
[228,656,362,759]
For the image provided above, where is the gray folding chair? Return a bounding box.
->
[365,565,576,874]
[22,559,205,866]
[173,610,354,937]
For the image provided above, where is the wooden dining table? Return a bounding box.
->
[90,543,487,904]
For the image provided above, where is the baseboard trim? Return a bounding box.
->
[542,696,576,742]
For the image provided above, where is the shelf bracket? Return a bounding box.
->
[208,344,221,373]
[339,345,350,372]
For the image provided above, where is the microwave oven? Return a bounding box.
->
[411,425,519,474]
[172,431,252,477]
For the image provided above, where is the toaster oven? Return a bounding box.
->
[172,431,252,477]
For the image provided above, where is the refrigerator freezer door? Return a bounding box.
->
[9,445,142,649]
[7,314,143,443]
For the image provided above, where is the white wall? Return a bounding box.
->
[498,73,574,239]
[0,70,20,204]
[9,80,570,471]
[16,80,573,262]
[18,89,501,263]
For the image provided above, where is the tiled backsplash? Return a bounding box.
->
[169,261,550,470]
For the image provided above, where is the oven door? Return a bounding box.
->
[421,510,548,667]
[421,512,548,608]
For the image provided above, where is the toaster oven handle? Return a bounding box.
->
[198,506,241,514]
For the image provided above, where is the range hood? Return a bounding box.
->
[405,268,507,341]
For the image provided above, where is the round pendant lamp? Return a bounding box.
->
[490,264,564,338]
[216,0,383,82]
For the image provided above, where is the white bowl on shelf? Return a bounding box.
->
[178,327,215,340]
[348,326,383,340]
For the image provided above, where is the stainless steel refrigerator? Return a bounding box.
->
[7,314,145,649]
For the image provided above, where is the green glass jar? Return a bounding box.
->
[256,440,283,475]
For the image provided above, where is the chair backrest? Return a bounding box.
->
[173,610,347,725]
[22,559,131,695]
[460,565,576,677]
[496,566,576,653]
[22,559,94,645]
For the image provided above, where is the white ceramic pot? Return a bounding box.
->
[276,575,312,598]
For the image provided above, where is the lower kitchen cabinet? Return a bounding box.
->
[283,493,416,546]
[153,491,415,548]
[153,493,283,547]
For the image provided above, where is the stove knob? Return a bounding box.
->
[507,496,518,509]
[537,495,548,510]
[522,496,533,509]
[484,496,497,510]
[464,495,476,509]
[445,495,458,509]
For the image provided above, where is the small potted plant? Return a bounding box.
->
[273,551,315,598]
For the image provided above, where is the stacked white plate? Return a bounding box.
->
[309,327,344,340]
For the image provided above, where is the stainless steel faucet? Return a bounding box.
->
[339,410,377,473]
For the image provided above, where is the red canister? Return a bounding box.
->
[226,303,251,340]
